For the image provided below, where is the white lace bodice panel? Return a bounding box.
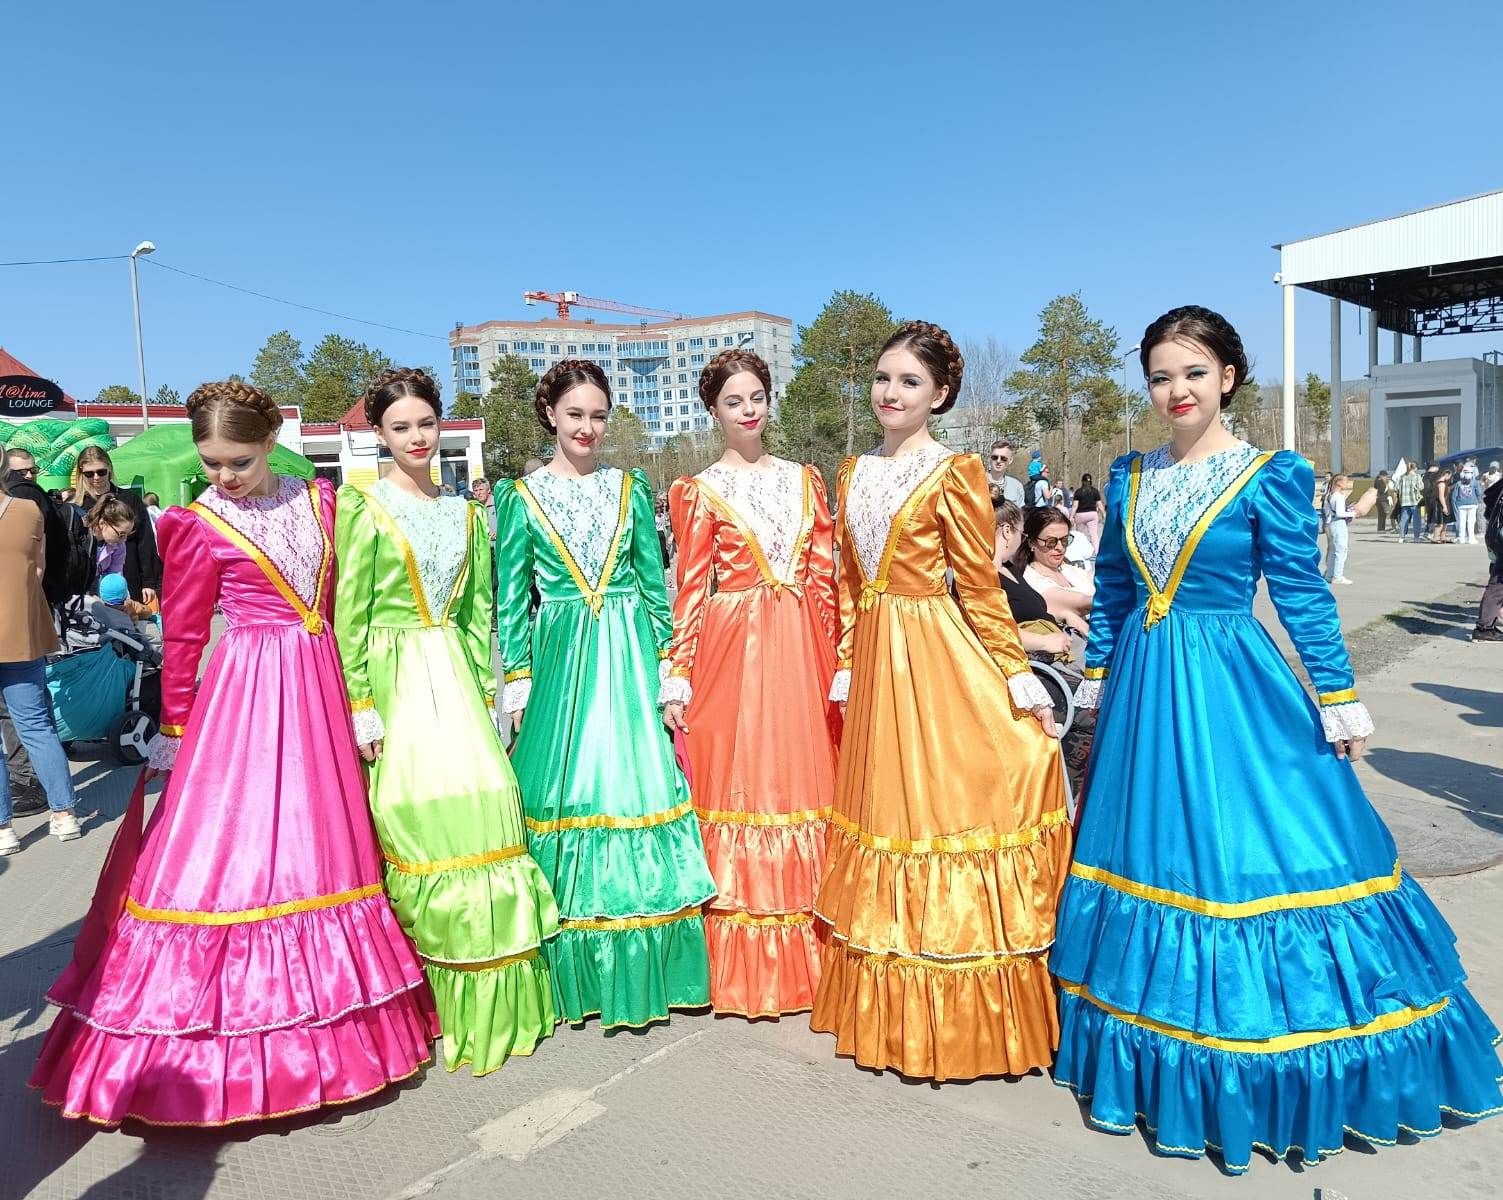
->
[844,444,954,580]
[374,480,469,615]
[1131,443,1262,590]
[524,466,626,588]
[196,475,324,607]
[697,458,805,580]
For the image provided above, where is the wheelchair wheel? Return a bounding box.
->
[109,709,157,766]
[1027,659,1075,737]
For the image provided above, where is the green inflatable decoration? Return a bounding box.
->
[106,423,316,507]
[0,416,116,489]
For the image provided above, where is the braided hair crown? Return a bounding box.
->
[534,359,612,431]
[186,379,284,443]
[362,366,440,427]
[880,320,965,414]
[697,348,771,411]
[1138,305,1250,407]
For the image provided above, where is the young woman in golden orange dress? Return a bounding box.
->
[661,349,840,1017]
[810,321,1071,1081]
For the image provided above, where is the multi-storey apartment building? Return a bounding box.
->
[449,311,794,442]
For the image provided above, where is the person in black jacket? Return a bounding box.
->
[4,449,75,606]
[74,445,160,605]
[1472,474,1503,642]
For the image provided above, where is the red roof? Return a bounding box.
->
[0,347,78,412]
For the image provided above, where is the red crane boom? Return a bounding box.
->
[523,290,689,321]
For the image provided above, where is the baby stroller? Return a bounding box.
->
[47,601,162,766]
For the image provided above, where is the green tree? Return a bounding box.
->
[607,406,650,466]
[95,384,142,405]
[1224,376,1263,440]
[1302,371,1332,427]
[250,331,307,408]
[770,361,852,488]
[795,290,895,456]
[153,384,181,406]
[468,355,547,479]
[1006,293,1122,478]
[302,334,393,423]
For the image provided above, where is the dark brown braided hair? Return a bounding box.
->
[697,348,771,412]
[1139,306,1250,409]
[186,380,284,444]
[535,359,612,431]
[879,320,965,415]
[363,367,441,427]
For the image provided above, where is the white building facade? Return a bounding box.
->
[450,311,794,442]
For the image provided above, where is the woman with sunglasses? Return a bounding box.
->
[75,446,161,606]
[1020,507,1093,636]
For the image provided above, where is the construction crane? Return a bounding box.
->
[522,290,689,321]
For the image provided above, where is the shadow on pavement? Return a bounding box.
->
[1411,682,1501,729]
[1363,747,1503,836]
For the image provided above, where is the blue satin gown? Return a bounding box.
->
[1052,443,1502,1173]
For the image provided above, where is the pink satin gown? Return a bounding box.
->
[30,476,437,1127]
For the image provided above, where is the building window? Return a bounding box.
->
[689,337,703,348]
[691,353,705,365]
[495,342,509,353]
[676,340,686,351]
[709,337,719,348]
[567,344,577,354]
[680,419,690,430]
[677,357,686,368]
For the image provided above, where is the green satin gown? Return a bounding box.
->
[496,465,714,1030]
[335,480,560,1074]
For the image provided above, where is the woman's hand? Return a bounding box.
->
[1032,704,1060,738]
[1038,629,1072,656]
[511,708,525,734]
[662,701,689,734]
[1335,736,1367,762]
[141,588,159,609]
[359,740,383,763]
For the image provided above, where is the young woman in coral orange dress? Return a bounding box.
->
[810,321,1071,1081]
[661,349,841,1017]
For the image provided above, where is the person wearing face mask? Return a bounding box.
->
[31,381,436,1127]
[659,349,840,1020]
[333,368,559,1077]
[74,445,161,606]
[1050,305,1502,1172]
[811,321,1068,1084]
[496,360,714,1034]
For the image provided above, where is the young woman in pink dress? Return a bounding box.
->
[31,381,437,1127]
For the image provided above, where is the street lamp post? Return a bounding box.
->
[129,241,155,431]
[1121,342,1141,451]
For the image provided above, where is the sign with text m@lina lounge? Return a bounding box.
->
[0,375,65,417]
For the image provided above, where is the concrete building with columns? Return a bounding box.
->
[1275,189,1503,471]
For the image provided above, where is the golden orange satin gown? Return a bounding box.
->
[810,451,1071,1080]
[666,464,841,1017]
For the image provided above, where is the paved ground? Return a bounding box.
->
[2,518,1499,1200]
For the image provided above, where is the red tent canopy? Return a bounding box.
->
[0,347,78,412]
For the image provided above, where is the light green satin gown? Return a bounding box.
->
[335,479,560,1075]
[496,465,714,1030]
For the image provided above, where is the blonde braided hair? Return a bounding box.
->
[186,380,284,443]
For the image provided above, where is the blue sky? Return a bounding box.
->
[4,0,1500,404]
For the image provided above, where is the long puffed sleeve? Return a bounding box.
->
[333,486,385,747]
[458,501,500,727]
[827,457,860,702]
[662,477,713,706]
[1254,450,1374,742]
[938,454,1050,714]
[804,466,839,649]
[145,508,221,769]
[1076,453,1139,709]
[495,481,536,713]
[628,468,673,662]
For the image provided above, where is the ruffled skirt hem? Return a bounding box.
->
[546,910,711,1030]
[383,852,561,966]
[698,817,827,915]
[1054,986,1503,1174]
[704,910,820,1018]
[424,951,556,1076]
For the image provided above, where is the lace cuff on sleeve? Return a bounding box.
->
[658,674,692,708]
[146,732,181,772]
[352,706,386,748]
[502,677,532,714]
[1319,700,1374,744]
[1007,671,1052,714]
[829,668,851,704]
[1073,678,1104,709]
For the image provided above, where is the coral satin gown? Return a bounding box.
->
[811,445,1071,1081]
[663,458,841,1017]
[31,476,436,1127]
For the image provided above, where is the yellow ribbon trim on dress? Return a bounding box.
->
[428,947,541,972]
[189,480,331,635]
[715,911,813,926]
[515,472,633,616]
[560,904,702,932]
[1318,687,1359,706]
[829,807,1068,855]
[1060,981,1448,1053]
[526,799,693,834]
[841,942,1043,972]
[695,805,830,827]
[358,490,475,628]
[1083,666,1108,681]
[158,723,186,737]
[1124,451,1274,631]
[693,471,814,595]
[848,454,955,613]
[349,696,376,713]
[126,882,384,925]
[1069,860,1403,918]
[383,843,528,875]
